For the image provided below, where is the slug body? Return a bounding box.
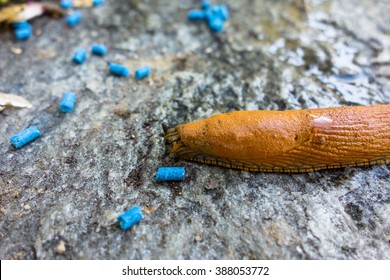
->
[165,105,390,172]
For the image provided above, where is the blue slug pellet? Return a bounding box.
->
[10,126,41,149]
[91,44,107,56]
[156,167,185,181]
[93,0,104,6]
[12,21,32,40]
[73,48,87,64]
[14,27,32,40]
[188,10,206,21]
[60,92,76,113]
[217,4,230,20]
[202,0,211,10]
[206,5,223,22]
[117,206,143,230]
[12,21,31,29]
[134,65,151,80]
[189,2,229,32]
[60,0,73,9]
[209,17,224,32]
[109,62,130,77]
[67,11,82,27]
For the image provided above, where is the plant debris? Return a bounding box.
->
[73,0,94,8]
[10,47,23,55]
[0,2,65,24]
[0,92,33,110]
[55,240,66,254]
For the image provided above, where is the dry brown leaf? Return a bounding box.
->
[0,2,65,24]
[0,92,32,109]
[15,3,45,22]
[0,106,5,112]
[0,4,26,23]
[73,0,93,8]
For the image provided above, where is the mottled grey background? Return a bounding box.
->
[0,0,389,259]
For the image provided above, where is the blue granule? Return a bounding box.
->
[10,126,41,149]
[117,206,143,230]
[156,167,185,181]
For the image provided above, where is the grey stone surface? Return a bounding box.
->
[0,0,389,259]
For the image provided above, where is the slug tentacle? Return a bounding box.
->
[164,105,390,173]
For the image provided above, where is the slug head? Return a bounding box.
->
[162,123,185,156]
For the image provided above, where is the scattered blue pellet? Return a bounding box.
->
[209,17,224,32]
[12,21,31,29]
[206,5,223,22]
[134,65,151,80]
[10,126,41,149]
[188,10,206,21]
[60,92,76,113]
[67,11,82,27]
[93,0,105,6]
[202,0,211,10]
[204,8,214,22]
[109,62,130,77]
[60,0,73,9]
[117,206,143,230]
[217,3,230,20]
[188,2,230,32]
[72,48,87,64]
[12,21,32,40]
[156,167,185,181]
[14,27,32,40]
[91,43,107,56]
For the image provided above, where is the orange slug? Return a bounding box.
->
[164,105,390,172]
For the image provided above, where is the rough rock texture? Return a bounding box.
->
[0,0,389,259]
